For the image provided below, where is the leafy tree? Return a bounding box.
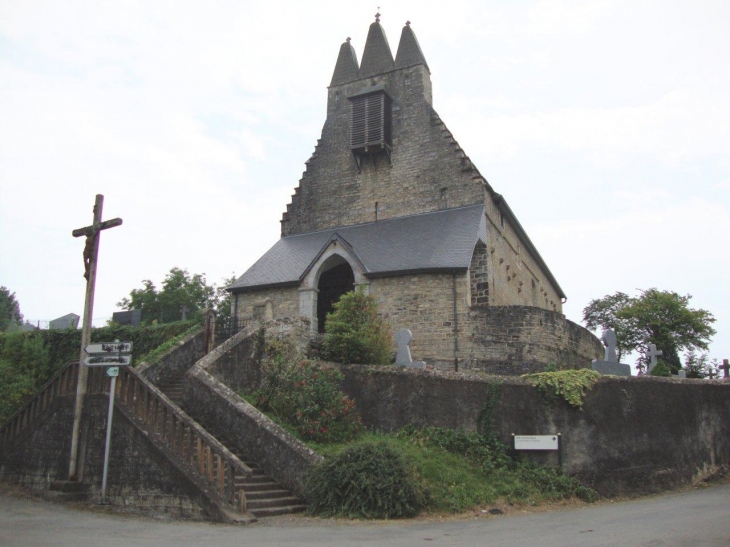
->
[118,267,217,324]
[583,289,715,374]
[215,273,238,323]
[581,291,636,362]
[322,287,393,365]
[684,351,709,379]
[0,287,23,332]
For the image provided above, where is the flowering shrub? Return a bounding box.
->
[281,361,362,443]
[254,336,362,443]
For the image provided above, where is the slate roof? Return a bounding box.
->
[359,21,395,78]
[230,204,487,291]
[395,23,429,71]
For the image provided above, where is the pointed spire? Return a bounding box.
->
[330,37,360,86]
[359,14,395,79]
[395,21,429,71]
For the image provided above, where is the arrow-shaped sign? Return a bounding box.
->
[85,342,133,355]
[84,355,133,367]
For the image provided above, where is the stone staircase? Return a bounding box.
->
[156,376,306,518]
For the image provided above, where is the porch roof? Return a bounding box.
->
[229,204,487,291]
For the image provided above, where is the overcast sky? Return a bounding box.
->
[1,0,728,369]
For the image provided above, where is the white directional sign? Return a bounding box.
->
[106,367,120,377]
[514,435,559,451]
[84,355,133,367]
[85,342,133,355]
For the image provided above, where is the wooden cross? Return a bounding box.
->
[68,194,122,480]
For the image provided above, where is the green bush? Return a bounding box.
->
[307,441,429,518]
[649,360,672,377]
[253,336,362,443]
[322,287,393,365]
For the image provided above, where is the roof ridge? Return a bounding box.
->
[281,203,484,239]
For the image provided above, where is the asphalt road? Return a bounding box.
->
[1,483,728,547]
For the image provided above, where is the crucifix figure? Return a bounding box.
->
[68,195,122,481]
[646,343,663,374]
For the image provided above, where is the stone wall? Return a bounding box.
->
[234,286,300,325]
[184,366,322,500]
[233,271,599,374]
[371,273,599,372]
[137,328,205,387]
[338,366,730,496]
[0,395,211,519]
[461,306,604,374]
[281,63,484,236]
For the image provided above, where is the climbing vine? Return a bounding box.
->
[522,369,600,410]
[476,379,503,437]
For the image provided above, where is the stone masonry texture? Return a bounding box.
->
[231,22,598,373]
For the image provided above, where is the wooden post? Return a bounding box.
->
[68,195,123,481]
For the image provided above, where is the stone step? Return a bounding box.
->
[239,481,280,492]
[245,489,292,501]
[41,490,89,502]
[49,480,87,493]
[247,496,300,510]
[249,504,307,518]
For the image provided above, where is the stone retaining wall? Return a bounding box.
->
[339,366,730,496]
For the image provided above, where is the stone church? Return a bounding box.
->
[229,17,602,373]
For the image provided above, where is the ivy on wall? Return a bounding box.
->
[522,369,601,410]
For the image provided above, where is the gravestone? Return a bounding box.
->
[112,309,141,327]
[720,359,729,379]
[395,329,426,369]
[646,344,663,374]
[591,328,631,376]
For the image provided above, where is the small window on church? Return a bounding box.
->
[439,187,449,210]
[500,213,504,229]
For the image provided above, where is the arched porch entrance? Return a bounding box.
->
[316,256,355,333]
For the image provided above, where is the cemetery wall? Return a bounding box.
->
[339,367,730,496]
[0,395,209,519]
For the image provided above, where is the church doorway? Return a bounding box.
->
[316,258,355,333]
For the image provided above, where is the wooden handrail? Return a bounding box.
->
[113,365,252,511]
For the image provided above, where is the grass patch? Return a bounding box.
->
[307,428,597,516]
[138,324,201,365]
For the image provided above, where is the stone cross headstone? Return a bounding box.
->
[720,359,729,379]
[708,368,716,380]
[395,329,426,369]
[181,305,189,321]
[591,328,631,376]
[646,344,663,374]
[601,329,618,362]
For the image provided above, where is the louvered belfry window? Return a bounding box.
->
[348,86,392,153]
